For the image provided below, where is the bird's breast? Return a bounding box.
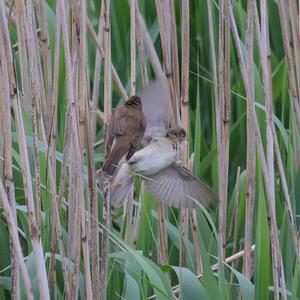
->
[131,141,176,175]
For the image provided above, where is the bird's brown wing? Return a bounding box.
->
[144,164,218,208]
[112,107,128,135]
[104,107,129,158]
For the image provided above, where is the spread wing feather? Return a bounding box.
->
[144,164,218,208]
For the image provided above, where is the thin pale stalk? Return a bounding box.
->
[288,1,300,107]
[277,0,300,129]
[91,2,105,143]
[243,0,256,279]
[179,209,189,267]
[190,208,202,275]
[100,0,112,298]
[78,1,93,298]
[157,203,168,265]
[87,18,128,101]
[272,124,300,266]
[37,0,52,133]
[207,0,219,103]
[58,0,88,297]
[135,6,148,85]
[0,181,34,300]
[230,2,287,295]
[9,0,50,297]
[155,0,177,125]
[89,6,103,294]
[130,0,136,95]
[179,0,190,267]
[135,4,163,77]
[217,0,230,267]
[257,1,287,297]
[0,11,19,296]
[14,0,31,114]
[170,0,180,109]
[78,0,88,149]
[100,176,111,300]
[48,4,61,293]
[230,167,241,283]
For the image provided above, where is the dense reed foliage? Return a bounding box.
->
[0,0,299,299]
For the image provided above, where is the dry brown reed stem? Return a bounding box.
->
[255,2,287,298]
[216,0,231,266]
[230,167,241,283]
[157,203,168,265]
[179,0,190,268]
[0,181,34,300]
[243,0,256,279]
[288,1,300,102]
[91,3,105,142]
[64,3,81,295]
[229,2,287,298]
[14,0,31,114]
[130,0,136,95]
[0,8,19,295]
[207,0,218,103]
[277,0,300,130]
[48,4,61,293]
[188,155,202,275]
[87,18,128,101]
[47,11,72,297]
[190,208,202,275]
[100,0,112,299]
[155,0,177,125]
[89,3,105,297]
[78,1,93,298]
[25,0,42,238]
[169,0,180,110]
[272,123,300,264]
[4,0,50,298]
[135,9,149,85]
[0,77,3,178]
[37,0,52,133]
[100,176,111,300]
[58,0,89,297]
[134,4,163,78]
[79,0,88,149]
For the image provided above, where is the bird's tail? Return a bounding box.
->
[97,163,136,207]
[111,163,136,207]
[102,143,128,176]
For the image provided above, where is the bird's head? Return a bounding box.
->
[125,95,142,108]
[165,127,187,143]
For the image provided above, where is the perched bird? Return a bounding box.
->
[109,127,218,208]
[102,95,146,176]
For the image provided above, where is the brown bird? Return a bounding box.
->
[109,127,218,208]
[102,95,146,176]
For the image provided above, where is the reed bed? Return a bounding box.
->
[0,0,299,299]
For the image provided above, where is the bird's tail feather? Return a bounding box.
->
[111,163,136,207]
[111,176,135,207]
[97,163,136,207]
[102,145,128,176]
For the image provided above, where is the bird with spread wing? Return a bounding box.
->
[98,76,218,209]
